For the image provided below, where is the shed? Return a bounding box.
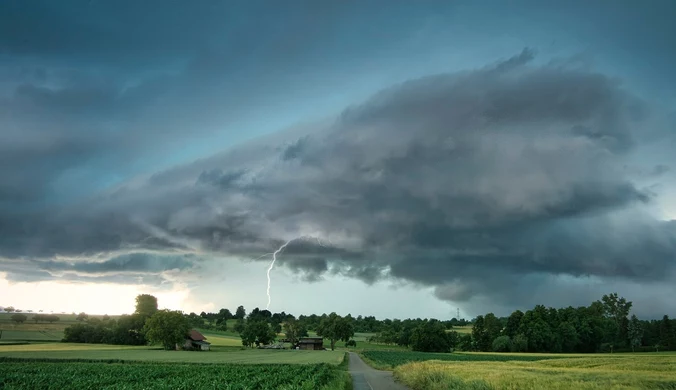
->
[297,337,324,350]
[182,330,211,351]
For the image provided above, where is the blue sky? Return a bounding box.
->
[1,0,675,318]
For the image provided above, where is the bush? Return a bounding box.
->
[345,339,357,347]
[492,335,512,352]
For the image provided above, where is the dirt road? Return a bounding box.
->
[348,352,410,390]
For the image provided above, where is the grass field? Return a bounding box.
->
[393,354,676,390]
[0,312,114,342]
[452,326,472,334]
[0,360,349,390]
[0,342,346,364]
[361,350,563,369]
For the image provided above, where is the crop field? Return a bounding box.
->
[0,329,63,342]
[361,350,562,369]
[393,354,676,390]
[0,360,346,390]
[0,342,346,364]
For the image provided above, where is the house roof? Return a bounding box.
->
[299,338,323,344]
[188,330,206,341]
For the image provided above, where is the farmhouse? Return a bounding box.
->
[181,330,211,351]
[297,337,324,350]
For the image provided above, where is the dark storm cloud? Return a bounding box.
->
[1,46,675,314]
[34,252,197,275]
[1,0,445,209]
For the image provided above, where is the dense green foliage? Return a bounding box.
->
[410,319,454,352]
[11,314,27,324]
[0,361,342,389]
[466,293,676,353]
[362,350,561,368]
[284,318,309,345]
[134,294,158,318]
[240,319,277,347]
[143,310,190,350]
[62,314,147,345]
[317,313,354,350]
[31,314,60,323]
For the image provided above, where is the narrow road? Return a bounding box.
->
[348,352,410,390]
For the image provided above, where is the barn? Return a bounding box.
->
[297,337,324,350]
[181,330,211,351]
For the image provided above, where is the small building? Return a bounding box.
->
[297,337,324,350]
[182,330,211,351]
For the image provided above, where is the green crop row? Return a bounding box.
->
[0,361,340,390]
[362,350,561,368]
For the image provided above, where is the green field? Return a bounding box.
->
[0,360,346,390]
[0,312,114,342]
[393,354,676,390]
[0,342,345,364]
[452,326,472,334]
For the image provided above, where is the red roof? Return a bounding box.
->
[188,330,206,341]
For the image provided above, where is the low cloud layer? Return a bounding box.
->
[2,49,675,316]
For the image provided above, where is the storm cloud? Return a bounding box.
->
[2,1,676,317]
[3,48,675,314]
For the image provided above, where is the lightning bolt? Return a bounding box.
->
[266,239,293,310]
[263,235,331,310]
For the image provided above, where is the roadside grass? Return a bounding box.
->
[393,354,676,390]
[0,342,346,364]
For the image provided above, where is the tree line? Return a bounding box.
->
[467,293,676,353]
[58,292,675,353]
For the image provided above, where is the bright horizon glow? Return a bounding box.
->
[0,273,197,315]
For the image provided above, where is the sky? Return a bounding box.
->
[1,0,675,319]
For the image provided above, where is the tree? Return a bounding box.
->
[143,310,190,350]
[135,294,158,318]
[457,333,474,351]
[102,314,110,321]
[216,308,233,324]
[316,313,354,351]
[600,293,632,346]
[511,333,528,352]
[283,318,308,345]
[472,315,492,351]
[503,310,524,338]
[241,319,276,347]
[484,313,502,347]
[4,306,15,313]
[492,335,512,352]
[234,318,245,333]
[235,305,246,320]
[447,330,459,350]
[627,314,643,352]
[76,312,89,322]
[659,315,675,350]
[11,313,27,324]
[410,319,451,352]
